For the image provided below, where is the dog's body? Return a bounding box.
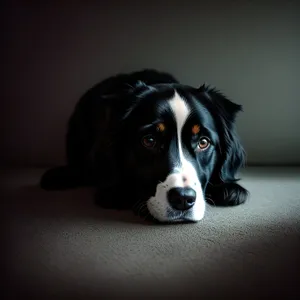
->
[41,69,248,223]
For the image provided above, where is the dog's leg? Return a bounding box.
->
[206,182,248,206]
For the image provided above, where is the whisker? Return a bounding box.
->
[136,202,148,218]
[132,200,142,211]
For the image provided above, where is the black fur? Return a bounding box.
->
[195,84,249,206]
[40,69,249,222]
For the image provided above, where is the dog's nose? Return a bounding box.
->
[167,187,196,211]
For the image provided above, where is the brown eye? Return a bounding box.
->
[197,137,210,151]
[142,134,156,148]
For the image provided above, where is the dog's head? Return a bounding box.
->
[114,82,247,223]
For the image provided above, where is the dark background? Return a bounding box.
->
[1,0,300,167]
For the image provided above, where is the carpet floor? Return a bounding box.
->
[2,167,300,299]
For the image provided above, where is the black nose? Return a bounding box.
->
[167,187,196,211]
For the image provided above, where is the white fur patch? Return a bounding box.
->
[147,92,206,222]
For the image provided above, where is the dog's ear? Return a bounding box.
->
[198,84,249,206]
[198,84,242,123]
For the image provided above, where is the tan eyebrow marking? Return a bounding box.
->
[157,122,166,132]
[192,124,200,135]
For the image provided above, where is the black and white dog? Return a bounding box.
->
[40,69,248,223]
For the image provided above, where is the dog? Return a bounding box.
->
[40,69,248,223]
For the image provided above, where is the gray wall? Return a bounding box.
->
[1,0,300,167]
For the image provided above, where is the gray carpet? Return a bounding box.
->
[2,167,300,299]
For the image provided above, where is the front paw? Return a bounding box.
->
[207,182,249,206]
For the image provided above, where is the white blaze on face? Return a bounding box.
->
[147,91,206,222]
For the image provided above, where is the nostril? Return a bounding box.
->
[186,197,195,204]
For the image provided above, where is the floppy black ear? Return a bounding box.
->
[198,84,242,124]
[198,84,249,206]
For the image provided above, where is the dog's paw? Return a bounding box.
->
[206,182,249,206]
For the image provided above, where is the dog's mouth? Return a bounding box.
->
[166,208,190,221]
[151,212,199,224]
[133,201,200,223]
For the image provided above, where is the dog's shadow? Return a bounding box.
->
[6,184,159,227]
